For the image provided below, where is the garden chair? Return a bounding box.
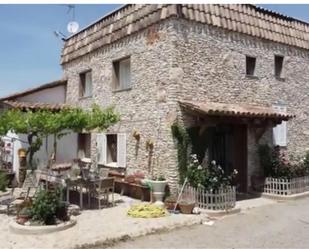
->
[7,171,41,215]
[90,177,115,209]
[99,168,109,179]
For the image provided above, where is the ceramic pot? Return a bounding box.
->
[148,180,167,206]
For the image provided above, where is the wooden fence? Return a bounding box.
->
[178,185,236,210]
[264,176,309,195]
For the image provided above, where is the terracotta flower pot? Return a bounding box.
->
[16,214,31,225]
[164,200,178,210]
[179,202,195,214]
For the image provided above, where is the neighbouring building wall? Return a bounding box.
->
[4,84,78,181]
[14,85,67,104]
[7,132,77,181]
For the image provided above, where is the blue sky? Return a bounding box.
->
[0,4,309,98]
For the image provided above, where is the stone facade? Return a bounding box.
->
[63,16,309,192]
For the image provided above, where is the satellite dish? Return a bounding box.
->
[67,21,79,34]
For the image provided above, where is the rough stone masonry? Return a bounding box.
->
[62,6,309,192]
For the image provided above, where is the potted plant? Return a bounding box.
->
[178,195,195,214]
[164,195,178,210]
[17,207,32,225]
[148,175,167,206]
[31,188,64,225]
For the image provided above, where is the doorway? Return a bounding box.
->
[207,124,248,193]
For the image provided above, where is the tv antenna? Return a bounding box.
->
[66,5,79,34]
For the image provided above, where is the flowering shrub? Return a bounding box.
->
[186,154,237,191]
[186,154,207,188]
[258,145,309,179]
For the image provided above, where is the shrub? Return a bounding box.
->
[186,154,237,191]
[258,144,309,179]
[0,171,8,192]
[31,188,67,225]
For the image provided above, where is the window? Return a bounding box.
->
[272,104,287,147]
[97,133,126,168]
[246,56,256,76]
[78,133,91,158]
[79,70,92,98]
[113,57,131,90]
[274,55,284,78]
[107,134,117,164]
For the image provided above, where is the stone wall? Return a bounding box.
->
[63,17,309,191]
[167,19,309,188]
[63,22,180,190]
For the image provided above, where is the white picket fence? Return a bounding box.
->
[264,176,309,195]
[178,185,236,210]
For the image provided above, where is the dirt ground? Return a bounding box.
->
[0,194,205,249]
[104,197,309,249]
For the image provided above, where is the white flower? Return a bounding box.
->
[211,160,216,165]
[233,169,238,175]
[197,165,203,170]
[194,159,199,163]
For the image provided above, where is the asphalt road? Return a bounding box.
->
[104,198,309,249]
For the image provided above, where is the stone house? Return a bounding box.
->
[61,4,309,193]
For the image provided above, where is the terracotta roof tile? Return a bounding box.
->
[2,100,68,112]
[61,4,309,64]
[179,100,295,121]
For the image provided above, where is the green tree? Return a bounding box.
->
[0,104,119,169]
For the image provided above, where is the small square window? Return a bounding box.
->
[246,56,256,76]
[113,57,131,90]
[79,70,92,98]
[274,55,284,78]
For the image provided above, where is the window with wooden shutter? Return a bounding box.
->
[96,133,106,165]
[273,105,287,146]
[117,133,126,168]
[78,133,91,158]
[79,70,92,98]
[112,57,131,90]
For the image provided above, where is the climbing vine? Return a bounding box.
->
[171,122,211,184]
[171,122,190,184]
[0,104,119,169]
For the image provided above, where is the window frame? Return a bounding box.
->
[79,70,93,99]
[77,133,92,159]
[112,56,132,92]
[272,104,287,147]
[96,133,126,168]
[274,55,284,79]
[245,55,257,77]
[106,134,118,165]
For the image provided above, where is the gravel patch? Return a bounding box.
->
[0,196,205,249]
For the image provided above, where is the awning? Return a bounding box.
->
[1,100,68,112]
[179,101,295,121]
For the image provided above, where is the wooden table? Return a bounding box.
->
[66,177,101,210]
